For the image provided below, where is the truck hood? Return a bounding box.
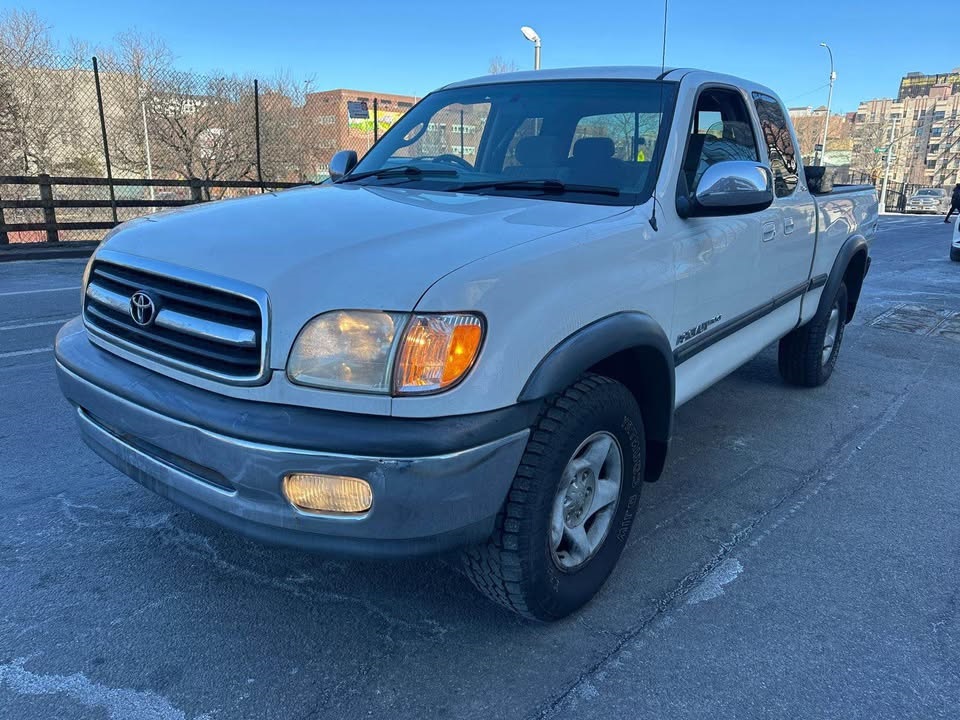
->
[101,183,625,360]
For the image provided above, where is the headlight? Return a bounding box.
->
[287,310,405,392]
[286,310,484,394]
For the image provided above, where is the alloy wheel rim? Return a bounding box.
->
[549,431,623,571]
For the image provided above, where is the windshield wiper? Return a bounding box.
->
[450,179,621,197]
[336,165,459,184]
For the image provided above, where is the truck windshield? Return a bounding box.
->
[345,80,678,206]
[916,189,944,196]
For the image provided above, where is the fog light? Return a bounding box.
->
[283,473,372,514]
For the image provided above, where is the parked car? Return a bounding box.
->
[56,67,878,620]
[906,188,950,214]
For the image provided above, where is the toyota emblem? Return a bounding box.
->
[129,291,157,327]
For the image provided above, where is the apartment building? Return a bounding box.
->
[852,70,960,187]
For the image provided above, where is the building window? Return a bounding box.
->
[929,144,940,153]
[932,127,943,136]
[934,111,946,120]
[927,160,937,168]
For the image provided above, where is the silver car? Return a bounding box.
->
[906,188,949,214]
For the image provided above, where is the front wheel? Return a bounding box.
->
[778,282,848,387]
[951,246,960,262]
[461,374,645,621]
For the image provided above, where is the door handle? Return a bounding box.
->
[784,217,796,235]
[762,221,777,242]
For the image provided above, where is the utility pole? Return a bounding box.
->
[817,42,836,166]
[879,116,898,213]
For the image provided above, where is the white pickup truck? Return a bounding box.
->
[56,67,878,620]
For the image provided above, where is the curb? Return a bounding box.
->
[0,243,98,263]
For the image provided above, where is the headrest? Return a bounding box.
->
[515,136,557,166]
[573,137,615,160]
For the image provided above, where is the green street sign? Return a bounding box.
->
[874,146,889,153]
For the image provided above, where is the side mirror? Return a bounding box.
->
[329,150,358,182]
[678,161,774,218]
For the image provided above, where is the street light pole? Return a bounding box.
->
[521,26,541,70]
[818,42,835,167]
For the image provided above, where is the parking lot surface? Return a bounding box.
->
[1,215,958,719]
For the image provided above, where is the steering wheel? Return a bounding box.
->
[430,154,474,171]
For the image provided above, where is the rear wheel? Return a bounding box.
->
[461,374,645,621]
[778,282,848,387]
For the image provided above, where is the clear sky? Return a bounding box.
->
[10,0,957,113]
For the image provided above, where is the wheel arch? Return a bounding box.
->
[518,312,675,482]
[820,234,870,323]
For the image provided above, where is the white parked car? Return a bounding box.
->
[906,188,949,214]
[56,67,878,619]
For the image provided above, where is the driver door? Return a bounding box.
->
[671,85,779,404]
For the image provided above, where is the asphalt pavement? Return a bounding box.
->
[1,215,958,719]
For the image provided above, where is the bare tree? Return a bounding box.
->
[257,71,322,182]
[849,120,889,182]
[792,114,850,164]
[0,9,94,174]
[147,72,257,189]
[488,56,519,75]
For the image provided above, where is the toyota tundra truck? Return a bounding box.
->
[56,67,878,620]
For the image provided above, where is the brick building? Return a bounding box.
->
[302,89,418,171]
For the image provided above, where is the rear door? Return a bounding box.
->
[750,92,818,302]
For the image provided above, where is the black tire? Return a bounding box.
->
[461,374,645,621]
[778,282,848,387]
[951,246,960,262]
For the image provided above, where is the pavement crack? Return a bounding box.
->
[48,497,449,642]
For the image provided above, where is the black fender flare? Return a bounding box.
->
[518,312,675,481]
[818,234,869,322]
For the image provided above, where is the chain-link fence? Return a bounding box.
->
[0,48,411,245]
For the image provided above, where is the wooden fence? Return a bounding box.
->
[0,174,303,246]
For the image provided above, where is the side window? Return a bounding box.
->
[681,87,760,193]
[752,93,799,197]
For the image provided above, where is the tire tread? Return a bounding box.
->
[461,374,617,619]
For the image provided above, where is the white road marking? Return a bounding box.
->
[0,347,51,358]
[0,318,72,330]
[0,285,81,297]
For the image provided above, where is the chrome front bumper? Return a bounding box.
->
[55,319,531,557]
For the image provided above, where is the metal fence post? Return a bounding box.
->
[38,173,58,243]
[92,56,118,224]
[189,180,204,204]
[373,98,379,143]
[254,79,264,191]
[0,194,8,245]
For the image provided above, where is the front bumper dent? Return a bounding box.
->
[55,318,532,557]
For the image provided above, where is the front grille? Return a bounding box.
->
[83,260,266,382]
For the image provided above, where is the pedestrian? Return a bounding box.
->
[946,183,960,223]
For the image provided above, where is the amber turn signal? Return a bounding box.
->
[394,314,483,394]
